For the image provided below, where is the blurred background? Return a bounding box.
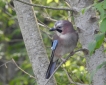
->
[0,0,89,85]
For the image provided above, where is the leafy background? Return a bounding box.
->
[0,0,106,85]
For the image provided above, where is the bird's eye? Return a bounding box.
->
[56,29,62,33]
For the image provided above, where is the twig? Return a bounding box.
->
[43,8,51,19]
[12,58,36,79]
[37,19,50,29]
[65,1,71,8]
[8,39,23,42]
[13,0,73,11]
[63,67,89,85]
[44,49,83,85]
[40,30,52,40]
[0,60,12,68]
[45,17,57,22]
[63,67,75,84]
[38,23,48,28]
[37,20,53,40]
[0,59,36,80]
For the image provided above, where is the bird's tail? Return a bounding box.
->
[45,58,57,79]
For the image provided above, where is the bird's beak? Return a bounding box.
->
[49,28,56,31]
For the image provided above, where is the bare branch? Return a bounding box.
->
[0,60,12,68]
[37,19,50,29]
[0,59,36,79]
[63,67,89,85]
[44,49,84,85]
[40,30,52,40]
[13,0,73,11]
[12,58,36,79]
[44,17,57,22]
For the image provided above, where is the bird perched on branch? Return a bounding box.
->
[46,20,78,79]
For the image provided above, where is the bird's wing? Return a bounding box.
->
[45,40,58,79]
[51,40,58,51]
[50,40,58,60]
[50,33,60,58]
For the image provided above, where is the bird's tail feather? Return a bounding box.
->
[45,60,57,79]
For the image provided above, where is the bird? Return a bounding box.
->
[45,20,78,79]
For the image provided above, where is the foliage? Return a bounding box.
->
[89,61,106,83]
[88,0,106,55]
[87,0,106,83]
[0,0,105,85]
[0,0,34,85]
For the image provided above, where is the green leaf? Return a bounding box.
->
[104,49,106,52]
[88,41,96,55]
[81,8,86,14]
[95,33,105,49]
[47,0,53,4]
[8,20,14,26]
[88,33,105,56]
[103,0,106,9]
[0,1,5,7]
[54,0,59,3]
[89,61,106,84]
[94,2,105,19]
[100,18,106,33]
[89,69,96,84]
[81,5,92,14]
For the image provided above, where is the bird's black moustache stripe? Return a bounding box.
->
[56,29,62,33]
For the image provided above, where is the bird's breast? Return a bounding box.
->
[54,32,78,56]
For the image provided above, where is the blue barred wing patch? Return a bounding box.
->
[51,40,58,50]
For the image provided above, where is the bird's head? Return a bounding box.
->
[49,20,75,36]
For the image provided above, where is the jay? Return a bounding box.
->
[46,20,78,79]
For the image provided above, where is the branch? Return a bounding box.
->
[63,67,88,85]
[13,0,73,11]
[37,19,51,29]
[44,49,84,85]
[40,30,52,40]
[44,17,57,22]
[0,59,36,79]
[12,58,36,79]
[0,60,12,68]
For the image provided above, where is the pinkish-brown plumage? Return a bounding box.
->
[46,20,78,79]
